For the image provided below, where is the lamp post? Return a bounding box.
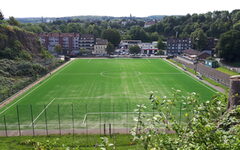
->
[194,57,199,75]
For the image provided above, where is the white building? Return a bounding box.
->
[118,40,142,54]
[139,41,159,54]
[93,38,108,55]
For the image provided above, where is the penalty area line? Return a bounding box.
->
[28,98,56,127]
[87,59,92,63]
[82,112,154,125]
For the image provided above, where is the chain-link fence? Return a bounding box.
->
[0,102,195,137]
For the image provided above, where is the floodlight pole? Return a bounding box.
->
[194,57,199,75]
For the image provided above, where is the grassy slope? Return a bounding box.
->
[0,134,140,150]
[216,66,239,76]
[169,59,228,91]
[0,59,216,128]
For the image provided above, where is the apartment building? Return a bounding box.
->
[167,38,192,55]
[39,33,94,54]
[79,34,95,51]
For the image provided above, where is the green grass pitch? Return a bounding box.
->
[0,58,217,130]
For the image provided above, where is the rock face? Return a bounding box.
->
[228,75,240,110]
[0,24,42,58]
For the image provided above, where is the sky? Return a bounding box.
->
[1,0,240,18]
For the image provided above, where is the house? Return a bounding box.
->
[144,21,156,28]
[139,42,160,54]
[93,38,108,55]
[118,40,142,54]
[205,60,218,68]
[167,38,192,55]
[182,49,211,61]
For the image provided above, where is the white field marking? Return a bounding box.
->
[59,73,100,75]
[146,59,151,63]
[143,72,183,75]
[163,59,217,93]
[0,60,74,116]
[82,112,154,125]
[60,72,183,77]
[29,98,56,127]
[87,59,92,63]
[55,95,148,100]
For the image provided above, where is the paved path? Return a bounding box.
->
[0,59,74,109]
[165,59,226,93]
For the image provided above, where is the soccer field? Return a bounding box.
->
[0,58,217,131]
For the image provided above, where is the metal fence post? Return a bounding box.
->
[112,104,116,145]
[16,105,21,136]
[72,104,75,135]
[71,104,75,146]
[85,104,88,146]
[104,123,106,135]
[44,105,48,136]
[3,115,7,137]
[126,103,129,134]
[112,103,115,135]
[58,104,61,135]
[109,123,111,137]
[99,103,101,136]
[30,105,35,136]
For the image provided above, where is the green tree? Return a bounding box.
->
[157,39,166,50]
[149,32,159,41]
[54,44,62,55]
[129,45,141,54]
[233,22,240,31]
[106,42,115,55]
[190,28,208,51]
[217,30,240,62]
[79,48,88,55]
[129,26,149,42]
[7,16,20,26]
[102,29,121,47]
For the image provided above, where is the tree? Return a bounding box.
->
[7,17,20,26]
[129,26,150,42]
[0,10,4,20]
[157,39,166,50]
[106,42,115,55]
[79,48,88,55]
[102,29,121,47]
[156,50,165,55]
[149,32,159,41]
[54,44,62,55]
[217,30,240,62]
[233,22,240,31]
[129,45,141,54]
[190,28,208,51]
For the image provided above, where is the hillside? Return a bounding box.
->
[0,24,63,103]
[0,24,43,59]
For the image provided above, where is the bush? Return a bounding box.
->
[18,50,32,60]
[131,90,240,149]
